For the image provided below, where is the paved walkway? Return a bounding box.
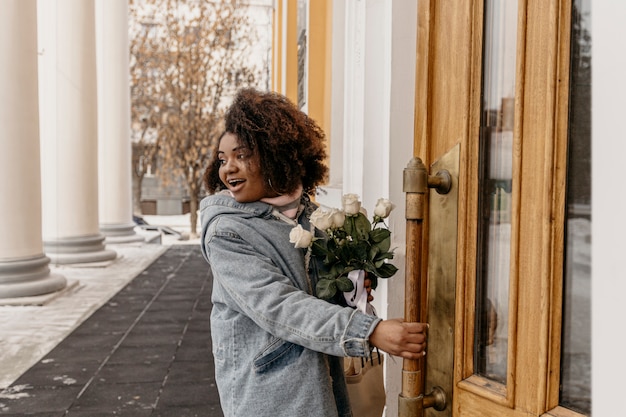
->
[0,245,223,417]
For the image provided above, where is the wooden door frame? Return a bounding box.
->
[414,0,585,415]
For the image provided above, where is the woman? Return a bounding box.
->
[200,88,427,417]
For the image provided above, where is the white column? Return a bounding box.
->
[0,0,66,298]
[342,0,366,196]
[95,0,143,244]
[38,0,116,264]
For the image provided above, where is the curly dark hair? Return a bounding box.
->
[203,88,328,197]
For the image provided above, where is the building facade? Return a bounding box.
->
[0,0,622,415]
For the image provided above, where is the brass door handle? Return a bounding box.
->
[400,157,451,416]
[423,386,447,411]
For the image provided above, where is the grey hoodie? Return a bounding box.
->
[200,192,381,417]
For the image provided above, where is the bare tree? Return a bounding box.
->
[129,0,265,236]
[130,7,162,216]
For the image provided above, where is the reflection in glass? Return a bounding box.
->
[560,0,591,414]
[297,0,307,109]
[474,0,518,385]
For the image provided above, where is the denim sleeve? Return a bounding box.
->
[204,217,381,358]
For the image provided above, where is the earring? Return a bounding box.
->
[268,178,282,196]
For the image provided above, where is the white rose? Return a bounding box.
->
[310,208,334,231]
[342,194,361,215]
[289,225,313,248]
[330,209,346,229]
[374,198,395,218]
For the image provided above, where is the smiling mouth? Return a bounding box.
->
[227,179,245,188]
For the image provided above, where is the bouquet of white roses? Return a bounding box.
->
[289,193,398,304]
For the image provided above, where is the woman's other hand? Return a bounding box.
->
[364,275,374,302]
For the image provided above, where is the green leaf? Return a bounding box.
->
[343,216,355,236]
[368,245,380,263]
[330,263,346,279]
[318,272,334,280]
[375,263,399,278]
[374,251,394,263]
[327,237,339,252]
[369,228,390,243]
[336,276,355,292]
[351,241,369,262]
[353,213,371,240]
[363,264,378,276]
[372,235,391,254]
[380,239,392,254]
[316,279,337,300]
[311,239,329,256]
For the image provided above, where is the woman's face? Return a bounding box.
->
[217,132,269,203]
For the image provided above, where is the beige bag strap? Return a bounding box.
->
[344,351,383,384]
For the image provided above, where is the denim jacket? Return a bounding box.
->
[199,193,382,417]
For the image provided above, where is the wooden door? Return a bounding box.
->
[414,0,591,416]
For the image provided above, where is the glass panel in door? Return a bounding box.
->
[474,0,518,385]
[560,0,591,414]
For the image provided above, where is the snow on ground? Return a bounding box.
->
[0,214,200,390]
